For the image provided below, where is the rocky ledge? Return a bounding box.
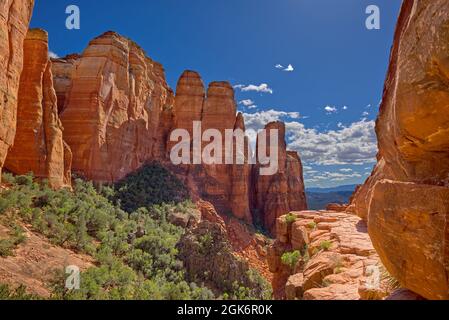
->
[268,210,410,300]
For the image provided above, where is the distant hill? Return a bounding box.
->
[305,185,357,210]
[307,184,358,194]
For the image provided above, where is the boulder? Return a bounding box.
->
[368,180,449,300]
[350,0,449,299]
[285,273,304,300]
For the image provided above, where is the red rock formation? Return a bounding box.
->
[51,54,79,114]
[268,210,395,300]
[229,113,252,223]
[4,29,71,188]
[0,0,34,181]
[350,0,449,300]
[52,31,306,232]
[52,32,174,182]
[255,122,307,235]
[326,203,349,212]
[172,70,204,139]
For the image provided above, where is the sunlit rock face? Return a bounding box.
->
[0,0,34,181]
[51,31,307,231]
[268,210,393,300]
[53,31,174,182]
[5,29,72,188]
[254,122,308,235]
[351,0,449,300]
[169,73,254,224]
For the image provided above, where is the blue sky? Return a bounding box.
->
[31,0,402,188]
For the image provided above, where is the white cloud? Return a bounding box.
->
[242,109,302,146]
[343,106,348,110]
[284,64,294,72]
[324,105,338,114]
[286,119,377,165]
[243,109,301,127]
[234,83,273,94]
[275,64,294,72]
[242,109,378,166]
[339,168,353,173]
[48,51,59,59]
[238,99,258,110]
[239,99,255,106]
[305,171,363,184]
[362,111,370,116]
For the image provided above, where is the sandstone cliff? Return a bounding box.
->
[167,72,255,224]
[53,41,307,231]
[53,31,174,183]
[350,0,449,300]
[0,0,34,182]
[255,122,308,234]
[5,29,71,188]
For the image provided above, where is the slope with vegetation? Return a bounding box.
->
[0,162,271,300]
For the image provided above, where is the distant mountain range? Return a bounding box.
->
[306,185,358,210]
[306,184,358,194]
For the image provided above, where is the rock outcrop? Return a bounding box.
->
[53,31,174,182]
[268,210,395,300]
[350,0,449,300]
[255,122,307,234]
[0,0,34,182]
[5,29,71,188]
[48,32,307,232]
[177,219,270,297]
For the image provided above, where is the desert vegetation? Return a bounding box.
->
[0,163,271,300]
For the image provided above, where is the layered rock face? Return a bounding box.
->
[53,31,174,182]
[5,29,71,188]
[168,72,255,223]
[51,32,306,231]
[0,0,34,181]
[254,122,307,234]
[168,73,306,228]
[268,210,395,300]
[350,0,449,300]
[52,54,79,114]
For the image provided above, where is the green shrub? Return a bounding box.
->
[198,232,214,254]
[0,224,27,257]
[0,239,15,257]
[320,240,332,251]
[307,222,317,229]
[281,251,301,269]
[15,173,34,186]
[285,213,297,225]
[0,284,39,300]
[1,170,270,300]
[112,162,190,213]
